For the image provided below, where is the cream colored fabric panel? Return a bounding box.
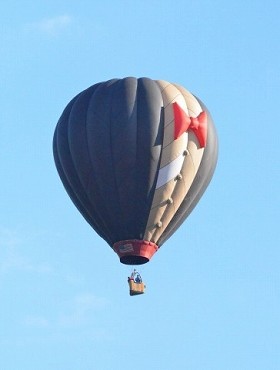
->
[151,180,176,206]
[143,81,205,244]
[143,81,183,242]
[162,122,174,148]
[170,84,205,175]
[156,80,186,126]
[151,132,205,243]
[175,86,205,171]
[143,180,176,241]
[156,153,185,189]
[145,206,166,230]
[155,81,186,112]
[149,104,205,243]
[151,154,196,243]
[173,84,202,116]
[187,137,204,172]
[155,79,170,92]
[180,154,197,194]
[160,132,188,168]
[163,103,174,127]
[144,204,167,241]
[156,80,188,148]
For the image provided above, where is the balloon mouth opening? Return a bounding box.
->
[113,239,158,265]
[120,255,149,265]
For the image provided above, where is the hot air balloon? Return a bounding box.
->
[53,77,218,269]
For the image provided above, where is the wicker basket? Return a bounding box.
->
[128,279,145,296]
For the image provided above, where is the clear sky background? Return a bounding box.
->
[0,1,279,369]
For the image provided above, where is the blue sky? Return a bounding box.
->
[0,1,279,369]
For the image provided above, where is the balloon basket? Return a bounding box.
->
[128,279,145,296]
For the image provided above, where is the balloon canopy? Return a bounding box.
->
[53,77,218,265]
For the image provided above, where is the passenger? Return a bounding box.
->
[135,273,142,284]
[130,269,137,280]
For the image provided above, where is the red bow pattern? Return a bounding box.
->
[172,102,207,148]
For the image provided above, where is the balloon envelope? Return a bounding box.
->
[53,77,218,265]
